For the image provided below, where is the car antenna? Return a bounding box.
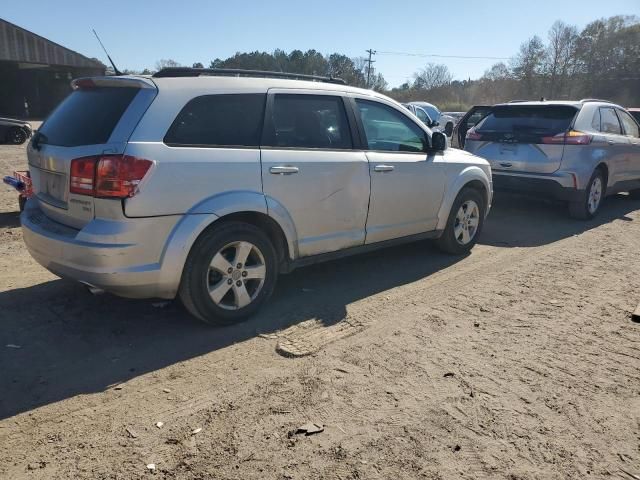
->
[92,29,122,76]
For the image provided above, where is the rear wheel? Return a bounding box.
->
[569,169,605,219]
[179,222,278,325]
[7,127,27,145]
[435,187,485,255]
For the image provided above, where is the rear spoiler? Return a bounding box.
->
[71,76,156,90]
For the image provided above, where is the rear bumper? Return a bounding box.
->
[21,199,181,299]
[492,171,583,202]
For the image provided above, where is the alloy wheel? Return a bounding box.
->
[207,241,266,310]
[454,200,480,245]
[587,176,603,214]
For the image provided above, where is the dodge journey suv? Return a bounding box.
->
[464,100,640,219]
[21,68,492,325]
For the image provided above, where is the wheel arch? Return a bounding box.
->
[436,166,491,231]
[156,191,298,299]
[595,162,609,191]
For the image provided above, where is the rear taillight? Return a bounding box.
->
[70,155,152,198]
[466,128,483,141]
[70,157,97,195]
[542,130,592,145]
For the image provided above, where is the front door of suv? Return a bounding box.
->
[261,90,370,257]
[352,97,446,244]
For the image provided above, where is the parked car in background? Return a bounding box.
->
[0,117,32,144]
[402,103,437,129]
[21,68,493,326]
[444,111,465,124]
[464,99,640,219]
[628,108,640,124]
[452,105,492,149]
[407,101,456,137]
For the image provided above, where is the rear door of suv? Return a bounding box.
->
[465,104,578,174]
[452,106,491,149]
[27,78,156,229]
[260,89,370,257]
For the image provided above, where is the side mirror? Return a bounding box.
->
[431,131,447,152]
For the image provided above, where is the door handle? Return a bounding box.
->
[269,166,299,175]
[373,165,394,172]
[608,140,614,145]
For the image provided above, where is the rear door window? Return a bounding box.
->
[356,99,426,152]
[264,94,352,149]
[165,94,266,147]
[617,110,640,138]
[38,87,140,147]
[599,107,622,135]
[476,105,577,135]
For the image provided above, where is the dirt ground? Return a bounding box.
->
[1,135,639,480]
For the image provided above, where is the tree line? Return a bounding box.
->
[391,15,639,109]
[124,14,638,110]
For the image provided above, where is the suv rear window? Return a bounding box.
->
[38,87,139,147]
[164,94,266,147]
[476,105,577,136]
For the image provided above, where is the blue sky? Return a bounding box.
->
[2,0,638,87]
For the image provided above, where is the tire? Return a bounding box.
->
[178,221,278,326]
[435,187,485,255]
[568,169,605,220]
[7,127,27,145]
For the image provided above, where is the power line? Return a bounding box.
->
[376,50,509,60]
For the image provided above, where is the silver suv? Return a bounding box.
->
[21,68,492,324]
[464,100,640,219]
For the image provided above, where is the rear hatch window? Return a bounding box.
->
[38,87,140,147]
[28,83,153,229]
[476,105,577,143]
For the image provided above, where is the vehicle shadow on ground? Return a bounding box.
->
[1,193,638,419]
[0,211,20,228]
[481,192,638,248]
[0,239,463,420]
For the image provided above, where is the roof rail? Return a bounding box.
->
[580,98,615,104]
[508,99,529,103]
[152,67,346,85]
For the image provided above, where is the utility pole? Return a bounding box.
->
[365,49,376,88]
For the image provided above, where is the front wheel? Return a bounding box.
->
[435,187,485,255]
[179,222,278,325]
[569,169,605,219]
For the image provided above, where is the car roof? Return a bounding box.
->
[494,99,624,109]
[143,75,387,100]
[408,101,438,109]
[494,100,583,108]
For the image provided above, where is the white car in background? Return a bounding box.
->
[407,101,456,137]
